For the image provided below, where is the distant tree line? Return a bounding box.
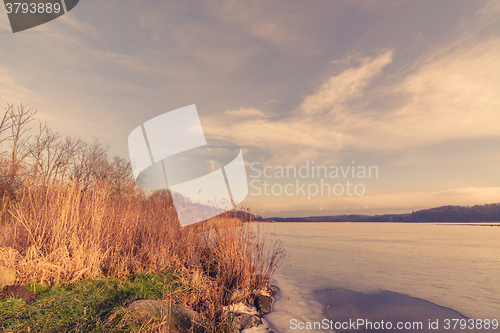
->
[272,203,500,223]
[219,208,269,222]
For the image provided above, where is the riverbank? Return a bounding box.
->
[0,272,181,332]
[0,180,287,332]
[0,272,282,332]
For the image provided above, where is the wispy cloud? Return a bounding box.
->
[0,66,32,103]
[204,33,500,164]
[203,49,394,164]
[300,50,393,115]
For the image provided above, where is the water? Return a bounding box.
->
[259,222,500,332]
[315,289,479,333]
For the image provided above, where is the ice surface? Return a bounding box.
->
[258,223,500,333]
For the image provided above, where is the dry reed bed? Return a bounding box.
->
[0,181,286,331]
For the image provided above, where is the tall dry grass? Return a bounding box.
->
[0,179,286,331]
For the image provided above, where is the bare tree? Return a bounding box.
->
[0,103,137,195]
[107,156,136,195]
[28,120,58,184]
[0,104,37,193]
[69,138,110,191]
[0,105,12,150]
[54,137,84,184]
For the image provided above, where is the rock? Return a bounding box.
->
[0,267,16,287]
[241,328,277,333]
[254,295,272,315]
[1,285,38,304]
[233,313,262,331]
[254,286,276,297]
[128,299,203,333]
[224,302,259,315]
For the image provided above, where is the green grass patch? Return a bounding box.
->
[0,272,178,333]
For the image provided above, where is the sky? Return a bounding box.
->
[1,0,499,217]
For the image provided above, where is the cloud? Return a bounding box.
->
[57,14,102,41]
[464,0,500,36]
[224,107,271,118]
[203,0,288,45]
[300,50,393,115]
[386,38,500,146]
[88,50,162,75]
[203,31,500,164]
[202,49,395,164]
[0,66,32,105]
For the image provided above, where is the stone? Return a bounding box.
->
[254,295,272,315]
[1,285,38,304]
[0,267,16,287]
[224,302,258,315]
[233,313,262,331]
[128,299,204,333]
[241,328,277,333]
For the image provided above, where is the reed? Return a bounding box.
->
[0,180,286,332]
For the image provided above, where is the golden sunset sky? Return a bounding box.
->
[1,1,499,217]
